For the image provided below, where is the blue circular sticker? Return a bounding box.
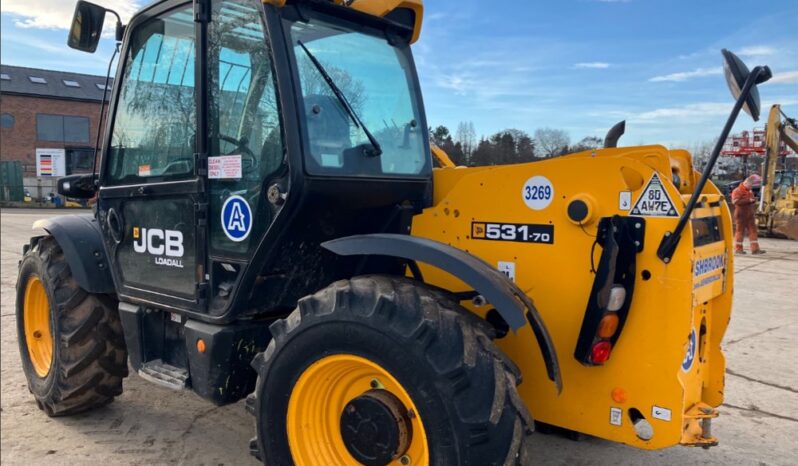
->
[221,195,252,242]
[681,329,696,372]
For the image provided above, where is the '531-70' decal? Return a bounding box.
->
[471,222,554,244]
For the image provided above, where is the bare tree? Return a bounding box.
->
[534,128,570,157]
[455,121,476,157]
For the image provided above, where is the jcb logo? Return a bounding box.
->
[133,227,184,259]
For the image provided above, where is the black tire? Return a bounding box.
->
[16,236,128,417]
[247,275,533,466]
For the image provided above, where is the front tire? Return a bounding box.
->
[16,236,128,416]
[247,275,532,466]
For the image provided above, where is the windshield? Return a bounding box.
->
[287,16,429,177]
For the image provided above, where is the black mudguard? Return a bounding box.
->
[322,233,562,392]
[30,214,115,294]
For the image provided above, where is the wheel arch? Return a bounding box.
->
[322,233,562,392]
[30,215,115,294]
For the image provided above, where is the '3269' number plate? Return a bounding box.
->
[471,222,554,244]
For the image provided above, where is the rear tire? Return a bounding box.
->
[16,236,128,416]
[247,275,532,466]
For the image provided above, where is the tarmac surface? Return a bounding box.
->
[1,208,796,465]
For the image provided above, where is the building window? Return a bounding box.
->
[66,148,95,174]
[96,83,110,91]
[1,113,14,128]
[0,73,10,80]
[36,114,90,143]
[29,76,47,84]
[63,80,81,87]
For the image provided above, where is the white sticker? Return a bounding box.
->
[619,191,632,211]
[170,312,181,323]
[138,164,152,177]
[652,406,672,422]
[498,261,516,282]
[610,407,623,426]
[630,173,679,217]
[209,155,242,179]
[522,176,554,210]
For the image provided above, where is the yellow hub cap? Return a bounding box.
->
[287,354,429,466]
[23,275,53,377]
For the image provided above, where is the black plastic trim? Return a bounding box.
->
[34,215,115,293]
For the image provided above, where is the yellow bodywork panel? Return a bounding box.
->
[411,146,734,450]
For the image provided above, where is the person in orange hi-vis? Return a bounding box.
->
[731,176,765,255]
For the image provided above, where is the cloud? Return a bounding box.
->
[635,102,731,122]
[771,70,798,84]
[649,67,722,82]
[574,62,610,69]
[3,0,140,30]
[738,46,777,57]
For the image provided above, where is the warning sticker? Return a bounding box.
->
[630,173,679,217]
[652,405,672,422]
[610,407,623,426]
[209,155,242,179]
[498,261,516,282]
[619,191,632,211]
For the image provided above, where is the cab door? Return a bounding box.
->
[98,2,208,311]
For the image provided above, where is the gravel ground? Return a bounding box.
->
[2,208,796,465]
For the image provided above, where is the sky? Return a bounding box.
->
[2,0,797,148]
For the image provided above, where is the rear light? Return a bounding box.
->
[597,312,620,338]
[607,286,626,311]
[574,216,643,366]
[591,341,612,363]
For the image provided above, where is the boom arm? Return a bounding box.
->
[761,105,798,215]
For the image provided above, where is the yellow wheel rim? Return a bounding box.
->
[23,275,53,378]
[287,354,429,466]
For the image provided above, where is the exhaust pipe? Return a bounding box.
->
[604,120,626,148]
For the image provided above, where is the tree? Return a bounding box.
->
[455,121,476,158]
[470,137,495,167]
[535,128,570,158]
[570,136,603,153]
[516,134,537,162]
[430,125,467,165]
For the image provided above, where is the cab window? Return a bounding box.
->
[106,7,196,184]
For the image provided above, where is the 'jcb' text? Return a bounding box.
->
[133,227,185,268]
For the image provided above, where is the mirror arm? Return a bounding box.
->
[656,66,768,263]
[103,8,125,41]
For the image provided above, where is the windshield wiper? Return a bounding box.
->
[297,40,382,157]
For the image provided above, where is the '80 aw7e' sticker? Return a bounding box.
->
[631,173,679,217]
[472,222,554,244]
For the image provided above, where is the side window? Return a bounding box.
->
[208,0,283,256]
[106,6,196,184]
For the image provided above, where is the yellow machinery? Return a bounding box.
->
[419,145,732,449]
[16,1,774,464]
[759,104,798,239]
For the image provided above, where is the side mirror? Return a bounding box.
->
[68,1,106,53]
[722,49,772,122]
[58,174,97,199]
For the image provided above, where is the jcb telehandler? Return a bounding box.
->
[16,1,772,464]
